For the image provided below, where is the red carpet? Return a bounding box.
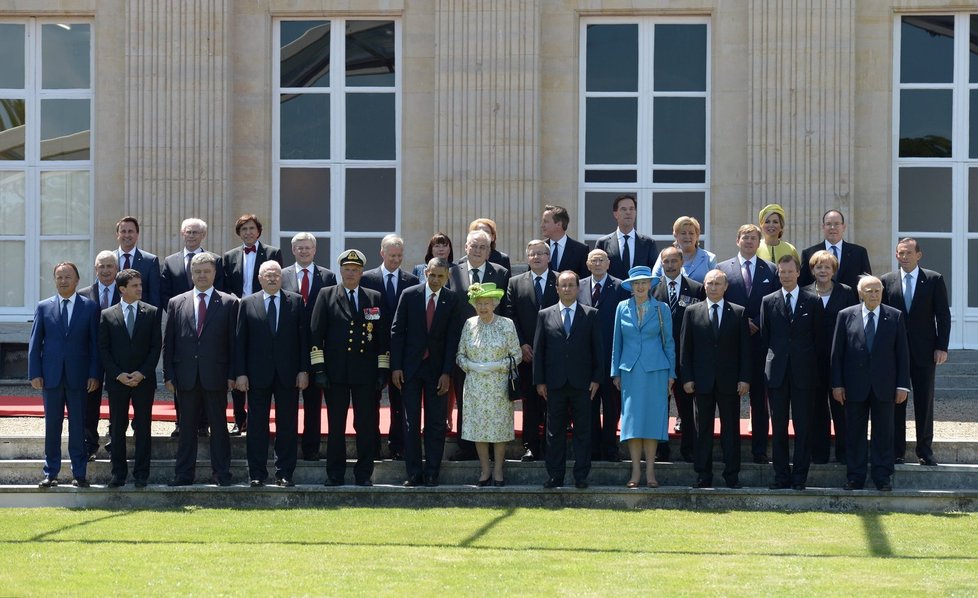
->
[0,395,802,437]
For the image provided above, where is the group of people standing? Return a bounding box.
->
[27,197,950,493]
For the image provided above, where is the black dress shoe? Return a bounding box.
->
[403,478,423,487]
[918,457,939,466]
[876,483,893,492]
[134,480,148,488]
[543,478,563,489]
[323,478,344,487]
[575,480,589,489]
[752,455,770,464]
[229,424,243,436]
[792,484,806,491]
[768,482,791,490]
[38,477,58,488]
[894,457,905,465]
[692,479,712,488]
[108,478,125,488]
[217,478,233,487]
[72,478,90,488]
[250,479,264,487]
[355,479,373,487]
[726,480,743,489]
[170,426,180,438]
[168,479,193,487]
[424,475,439,487]
[276,478,295,488]
[302,453,321,462]
[843,481,863,491]
[521,449,536,462]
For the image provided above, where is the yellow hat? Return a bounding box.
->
[758,203,786,226]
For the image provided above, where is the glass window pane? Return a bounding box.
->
[280,93,330,160]
[585,97,637,165]
[40,171,90,235]
[972,15,978,83]
[652,170,705,184]
[40,99,90,160]
[971,90,978,159]
[279,235,329,268]
[346,93,395,160]
[654,24,707,91]
[341,237,383,266]
[280,167,330,231]
[912,237,951,307]
[653,97,706,165]
[968,240,978,307]
[0,99,26,160]
[899,90,952,158]
[586,24,638,92]
[970,168,978,232]
[280,21,330,89]
[900,16,954,84]
[0,170,26,235]
[40,240,90,299]
[584,170,636,183]
[899,167,951,233]
[583,191,621,236]
[0,241,24,306]
[346,21,395,87]
[345,168,395,231]
[0,24,25,88]
[42,23,90,89]
[652,192,705,236]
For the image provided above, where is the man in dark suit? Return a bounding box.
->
[716,223,781,463]
[447,229,511,460]
[280,232,337,461]
[115,216,161,308]
[541,204,589,278]
[534,271,604,489]
[653,246,704,462]
[594,194,658,280]
[391,257,462,487]
[832,276,911,491]
[163,252,239,486]
[78,250,121,459]
[97,269,162,488]
[222,213,284,436]
[505,239,558,462]
[160,218,224,438]
[29,262,101,488]
[760,255,823,490]
[578,248,629,462]
[310,249,390,486]
[799,209,872,289]
[361,234,419,460]
[233,261,309,487]
[680,269,751,489]
[881,238,951,466]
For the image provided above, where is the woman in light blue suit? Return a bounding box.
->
[611,266,675,488]
[651,216,716,283]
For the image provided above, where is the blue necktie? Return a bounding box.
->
[904,274,913,312]
[386,273,396,313]
[61,299,69,334]
[563,307,572,336]
[535,276,544,308]
[865,311,876,351]
[126,305,135,337]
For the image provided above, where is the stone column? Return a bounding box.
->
[125,0,230,253]
[434,0,541,256]
[748,0,854,246]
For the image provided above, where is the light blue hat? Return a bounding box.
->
[621,265,660,291]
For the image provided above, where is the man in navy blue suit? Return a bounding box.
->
[115,216,161,308]
[391,257,462,486]
[541,204,589,278]
[29,262,101,488]
[831,276,911,491]
[715,223,780,463]
[594,194,658,280]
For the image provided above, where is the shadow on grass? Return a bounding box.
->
[29,511,133,542]
[459,507,516,547]
[860,511,893,557]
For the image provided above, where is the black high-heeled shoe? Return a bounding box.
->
[493,478,505,487]
[477,476,492,487]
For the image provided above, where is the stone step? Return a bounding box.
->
[2,459,976,491]
[933,374,978,389]
[1,484,975,514]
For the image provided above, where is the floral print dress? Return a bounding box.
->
[456,315,522,443]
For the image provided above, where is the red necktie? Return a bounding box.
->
[592,282,601,306]
[424,294,436,359]
[244,245,256,254]
[300,268,310,304]
[196,292,207,336]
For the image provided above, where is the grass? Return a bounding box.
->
[0,507,976,596]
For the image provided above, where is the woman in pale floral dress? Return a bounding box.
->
[456,283,522,487]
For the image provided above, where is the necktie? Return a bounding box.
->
[470,268,481,284]
[267,295,277,334]
[563,307,572,336]
[101,286,109,309]
[196,292,207,336]
[185,252,194,285]
[426,294,436,331]
[831,245,839,260]
[535,276,544,307]
[865,311,876,351]
[386,273,396,311]
[123,253,132,270]
[669,281,678,311]
[785,292,793,319]
[904,274,913,312]
[743,260,753,296]
[244,245,256,254]
[348,289,357,312]
[711,303,720,335]
[300,268,310,305]
[551,241,560,271]
[592,281,601,307]
[126,304,135,337]
[61,299,70,333]
[622,234,631,270]
[831,245,840,281]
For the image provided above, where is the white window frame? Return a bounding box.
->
[578,16,711,249]
[0,18,94,321]
[271,17,402,265]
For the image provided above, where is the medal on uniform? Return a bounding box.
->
[366,321,373,342]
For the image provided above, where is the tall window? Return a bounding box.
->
[894,14,977,322]
[0,19,92,317]
[273,19,400,265]
[579,18,710,248]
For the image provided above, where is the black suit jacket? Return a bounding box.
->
[361,266,419,323]
[163,289,239,392]
[79,283,120,311]
[506,270,558,347]
[716,255,781,323]
[653,275,704,377]
[309,285,389,385]
[222,242,284,298]
[233,290,309,388]
[532,303,604,390]
[448,260,511,317]
[803,282,858,374]
[117,248,162,308]
[831,304,911,401]
[880,267,951,367]
[680,300,751,393]
[548,235,590,278]
[458,250,512,276]
[390,285,463,381]
[799,240,872,289]
[281,263,337,314]
[98,301,163,384]
[578,274,629,376]
[161,250,225,307]
[759,288,823,389]
[595,231,659,280]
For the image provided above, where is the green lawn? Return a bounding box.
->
[0,508,976,596]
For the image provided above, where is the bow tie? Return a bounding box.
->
[244,245,257,254]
